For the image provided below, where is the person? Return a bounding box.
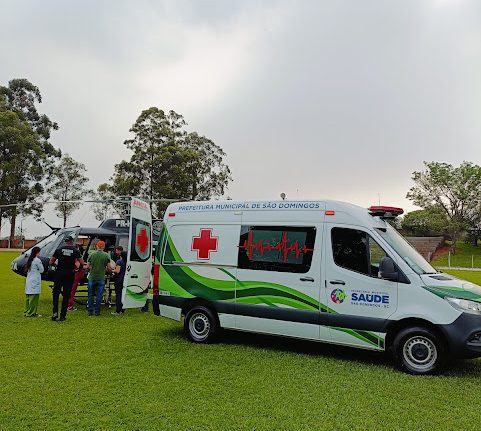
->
[86,240,112,316]
[113,245,123,260]
[67,243,86,311]
[49,235,85,321]
[24,246,44,317]
[111,249,127,316]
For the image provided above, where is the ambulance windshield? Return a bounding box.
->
[375,225,437,275]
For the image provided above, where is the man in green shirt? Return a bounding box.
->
[86,240,112,316]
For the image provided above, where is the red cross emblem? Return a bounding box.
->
[191,228,218,260]
[136,227,150,255]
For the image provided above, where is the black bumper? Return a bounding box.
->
[153,294,186,316]
[152,294,161,316]
[439,313,481,359]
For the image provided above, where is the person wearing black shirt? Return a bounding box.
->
[49,235,85,321]
[111,247,127,316]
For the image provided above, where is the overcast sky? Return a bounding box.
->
[1,0,480,237]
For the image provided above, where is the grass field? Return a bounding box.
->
[1,251,480,430]
[442,269,481,285]
[432,241,481,268]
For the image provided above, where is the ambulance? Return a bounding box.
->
[148,199,481,375]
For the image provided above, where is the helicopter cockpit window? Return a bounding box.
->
[118,236,129,251]
[85,236,117,258]
[75,235,90,258]
[35,228,80,258]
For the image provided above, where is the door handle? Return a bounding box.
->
[300,277,315,282]
[131,274,138,279]
[329,280,345,285]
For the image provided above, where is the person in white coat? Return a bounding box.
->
[24,246,44,317]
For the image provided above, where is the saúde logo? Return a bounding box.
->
[330,288,346,304]
[350,290,390,308]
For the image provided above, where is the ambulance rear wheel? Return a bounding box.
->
[184,306,219,343]
[393,326,446,375]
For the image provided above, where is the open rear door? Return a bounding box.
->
[122,197,152,308]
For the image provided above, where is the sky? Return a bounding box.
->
[1,0,480,238]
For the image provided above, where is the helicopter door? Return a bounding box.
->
[122,198,152,308]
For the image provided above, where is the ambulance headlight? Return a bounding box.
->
[446,297,481,315]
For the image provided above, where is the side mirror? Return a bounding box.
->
[379,256,398,281]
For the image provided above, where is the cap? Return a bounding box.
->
[64,235,74,242]
[96,240,106,249]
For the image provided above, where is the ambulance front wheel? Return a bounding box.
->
[184,305,219,343]
[392,326,446,375]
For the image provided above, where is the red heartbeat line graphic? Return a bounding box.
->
[239,231,314,263]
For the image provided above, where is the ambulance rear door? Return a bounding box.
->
[122,197,152,308]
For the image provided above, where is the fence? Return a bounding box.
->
[0,239,37,249]
[436,252,481,271]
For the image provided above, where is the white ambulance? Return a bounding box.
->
[149,199,481,374]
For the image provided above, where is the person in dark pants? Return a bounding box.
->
[67,242,86,311]
[49,235,85,321]
[86,240,112,316]
[111,249,127,316]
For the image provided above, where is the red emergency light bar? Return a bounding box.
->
[368,206,404,219]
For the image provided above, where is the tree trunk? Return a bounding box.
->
[192,180,197,201]
[9,210,16,248]
[450,232,458,255]
[63,212,67,228]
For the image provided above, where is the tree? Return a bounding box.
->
[406,161,481,253]
[0,79,60,243]
[0,79,59,143]
[111,107,232,217]
[91,183,118,222]
[47,154,90,227]
[0,93,6,111]
[401,208,448,236]
[0,111,46,245]
[183,132,231,200]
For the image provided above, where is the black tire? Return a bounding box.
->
[392,326,446,375]
[184,305,219,343]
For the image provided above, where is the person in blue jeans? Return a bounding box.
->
[86,240,112,316]
[111,249,127,316]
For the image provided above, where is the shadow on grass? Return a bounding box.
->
[223,328,388,364]
[154,326,481,377]
[155,326,390,368]
[444,358,481,377]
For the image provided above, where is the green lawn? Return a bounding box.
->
[432,241,481,268]
[1,251,480,430]
[443,269,481,285]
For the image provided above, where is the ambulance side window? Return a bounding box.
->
[331,228,387,278]
[368,236,387,277]
[237,225,316,273]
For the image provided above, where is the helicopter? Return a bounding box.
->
[10,198,163,284]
